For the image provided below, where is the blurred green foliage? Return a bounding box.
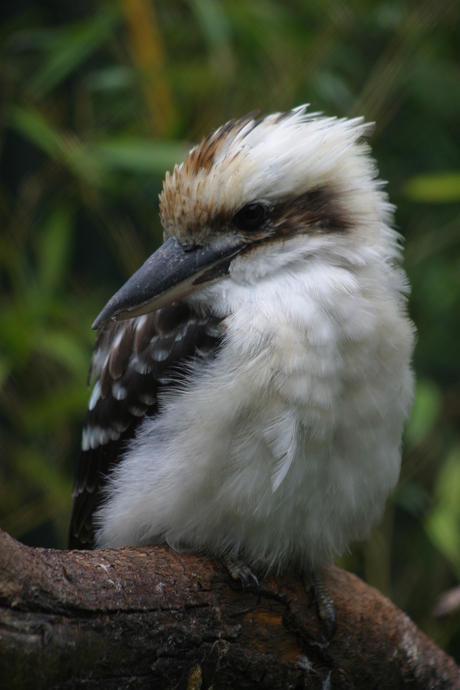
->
[0,0,459,660]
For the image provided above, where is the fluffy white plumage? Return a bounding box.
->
[90,106,415,577]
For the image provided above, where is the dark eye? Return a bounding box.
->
[233,203,267,231]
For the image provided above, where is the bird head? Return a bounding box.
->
[92,106,393,330]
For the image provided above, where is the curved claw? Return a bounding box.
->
[247,572,262,605]
[222,556,261,605]
[307,584,317,608]
[238,570,249,590]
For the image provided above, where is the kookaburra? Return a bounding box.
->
[69,106,415,636]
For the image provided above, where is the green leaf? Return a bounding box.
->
[37,206,73,295]
[95,138,191,174]
[35,329,89,376]
[404,172,460,203]
[8,105,63,159]
[85,66,133,92]
[28,8,121,96]
[404,379,442,448]
[395,480,430,518]
[16,447,72,503]
[424,447,460,578]
[0,357,12,391]
[23,384,89,433]
[188,0,232,55]
[9,106,107,186]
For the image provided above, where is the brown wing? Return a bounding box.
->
[68,302,224,549]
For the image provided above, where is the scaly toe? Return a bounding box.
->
[223,556,261,604]
[304,572,337,642]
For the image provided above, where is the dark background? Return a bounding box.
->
[1,0,459,661]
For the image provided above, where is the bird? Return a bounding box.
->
[68,105,415,637]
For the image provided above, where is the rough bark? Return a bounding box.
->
[0,529,458,690]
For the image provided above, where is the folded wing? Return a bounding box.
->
[68,302,224,549]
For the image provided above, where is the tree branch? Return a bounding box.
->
[0,529,458,689]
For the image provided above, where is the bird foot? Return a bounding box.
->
[222,555,261,604]
[304,572,337,643]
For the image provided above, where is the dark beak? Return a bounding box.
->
[92,236,242,330]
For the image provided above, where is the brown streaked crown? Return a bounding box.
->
[159,113,260,244]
